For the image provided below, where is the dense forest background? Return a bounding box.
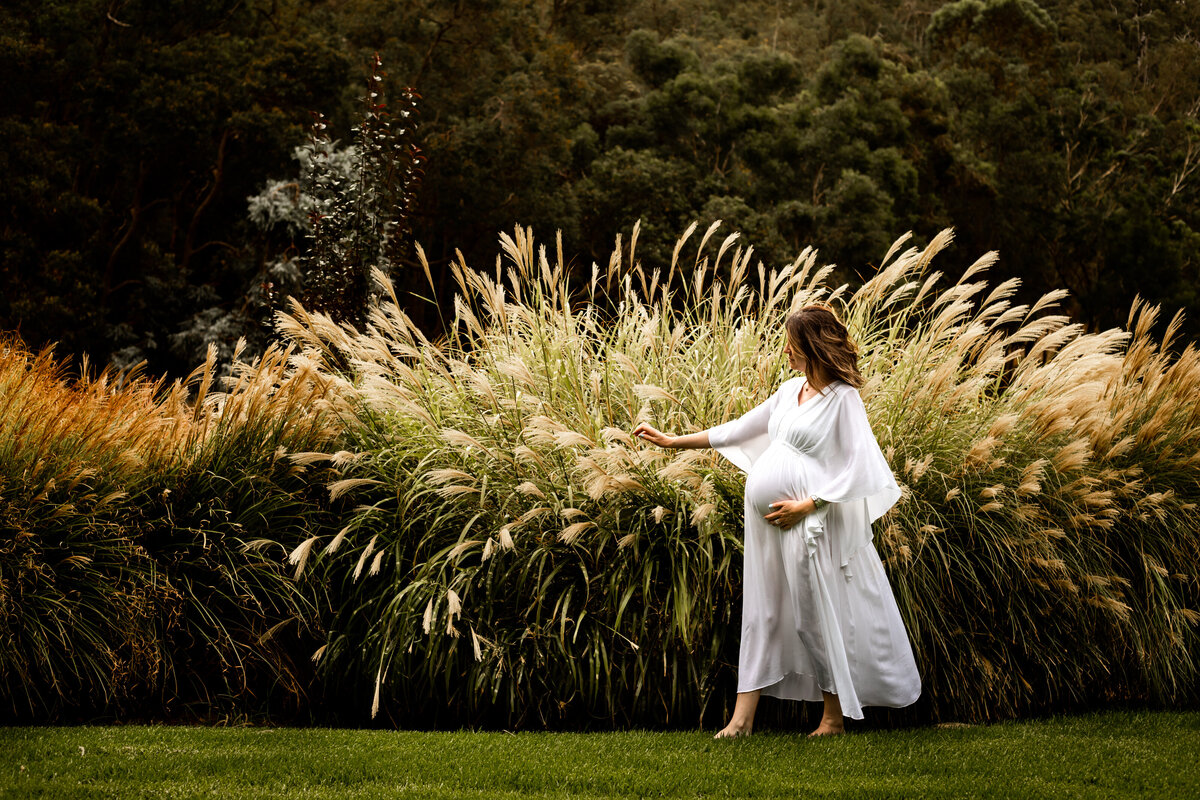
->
[3,0,1198,376]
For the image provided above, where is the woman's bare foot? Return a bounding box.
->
[807,720,845,737]
[714,720,752,739]
[808,691,845,736]
[714,690,761,739]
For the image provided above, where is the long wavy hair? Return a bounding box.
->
[785,305,863,388]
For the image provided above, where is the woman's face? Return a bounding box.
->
[783,335,807,373]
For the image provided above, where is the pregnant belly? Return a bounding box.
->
[744,444,808,519]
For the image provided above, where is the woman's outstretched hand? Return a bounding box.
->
[764,498,816,529]
[632,422,675,449]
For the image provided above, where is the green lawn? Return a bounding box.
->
[2,711,1198,799]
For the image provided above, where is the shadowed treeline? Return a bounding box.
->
[2,0,1198,375]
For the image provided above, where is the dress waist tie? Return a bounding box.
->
[802,507,858,582]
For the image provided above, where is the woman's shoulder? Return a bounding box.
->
[828,380,863,401]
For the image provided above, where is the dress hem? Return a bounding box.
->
[739,669,922,717]
[739,669,835,699]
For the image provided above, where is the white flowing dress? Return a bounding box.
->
[704,376,921,719]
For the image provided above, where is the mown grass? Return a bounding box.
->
[3,711,1199,799]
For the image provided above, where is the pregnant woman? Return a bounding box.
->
[633,305,921,738]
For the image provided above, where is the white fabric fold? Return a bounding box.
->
[705,381,787,473]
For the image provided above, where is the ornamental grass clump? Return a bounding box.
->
[280,222,793,727]
[289,224,1200,728]
[847,241,1200,720]
[0,339,346,719]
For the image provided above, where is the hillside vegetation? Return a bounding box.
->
[2,1,1197,372]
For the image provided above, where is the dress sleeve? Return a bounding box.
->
[704,381,790,473]
[809,385,901,523]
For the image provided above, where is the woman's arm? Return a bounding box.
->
[631,424,711,450]
[634,379,790,457]
[763,496,823,527]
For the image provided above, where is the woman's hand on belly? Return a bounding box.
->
[763,498,817,529]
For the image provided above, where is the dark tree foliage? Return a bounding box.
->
[3,0,1199,370]
[323,0,1197,336]
[0,0,350,373]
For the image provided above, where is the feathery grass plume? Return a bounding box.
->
[282,223,1200,728]
[0,336,346,720]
